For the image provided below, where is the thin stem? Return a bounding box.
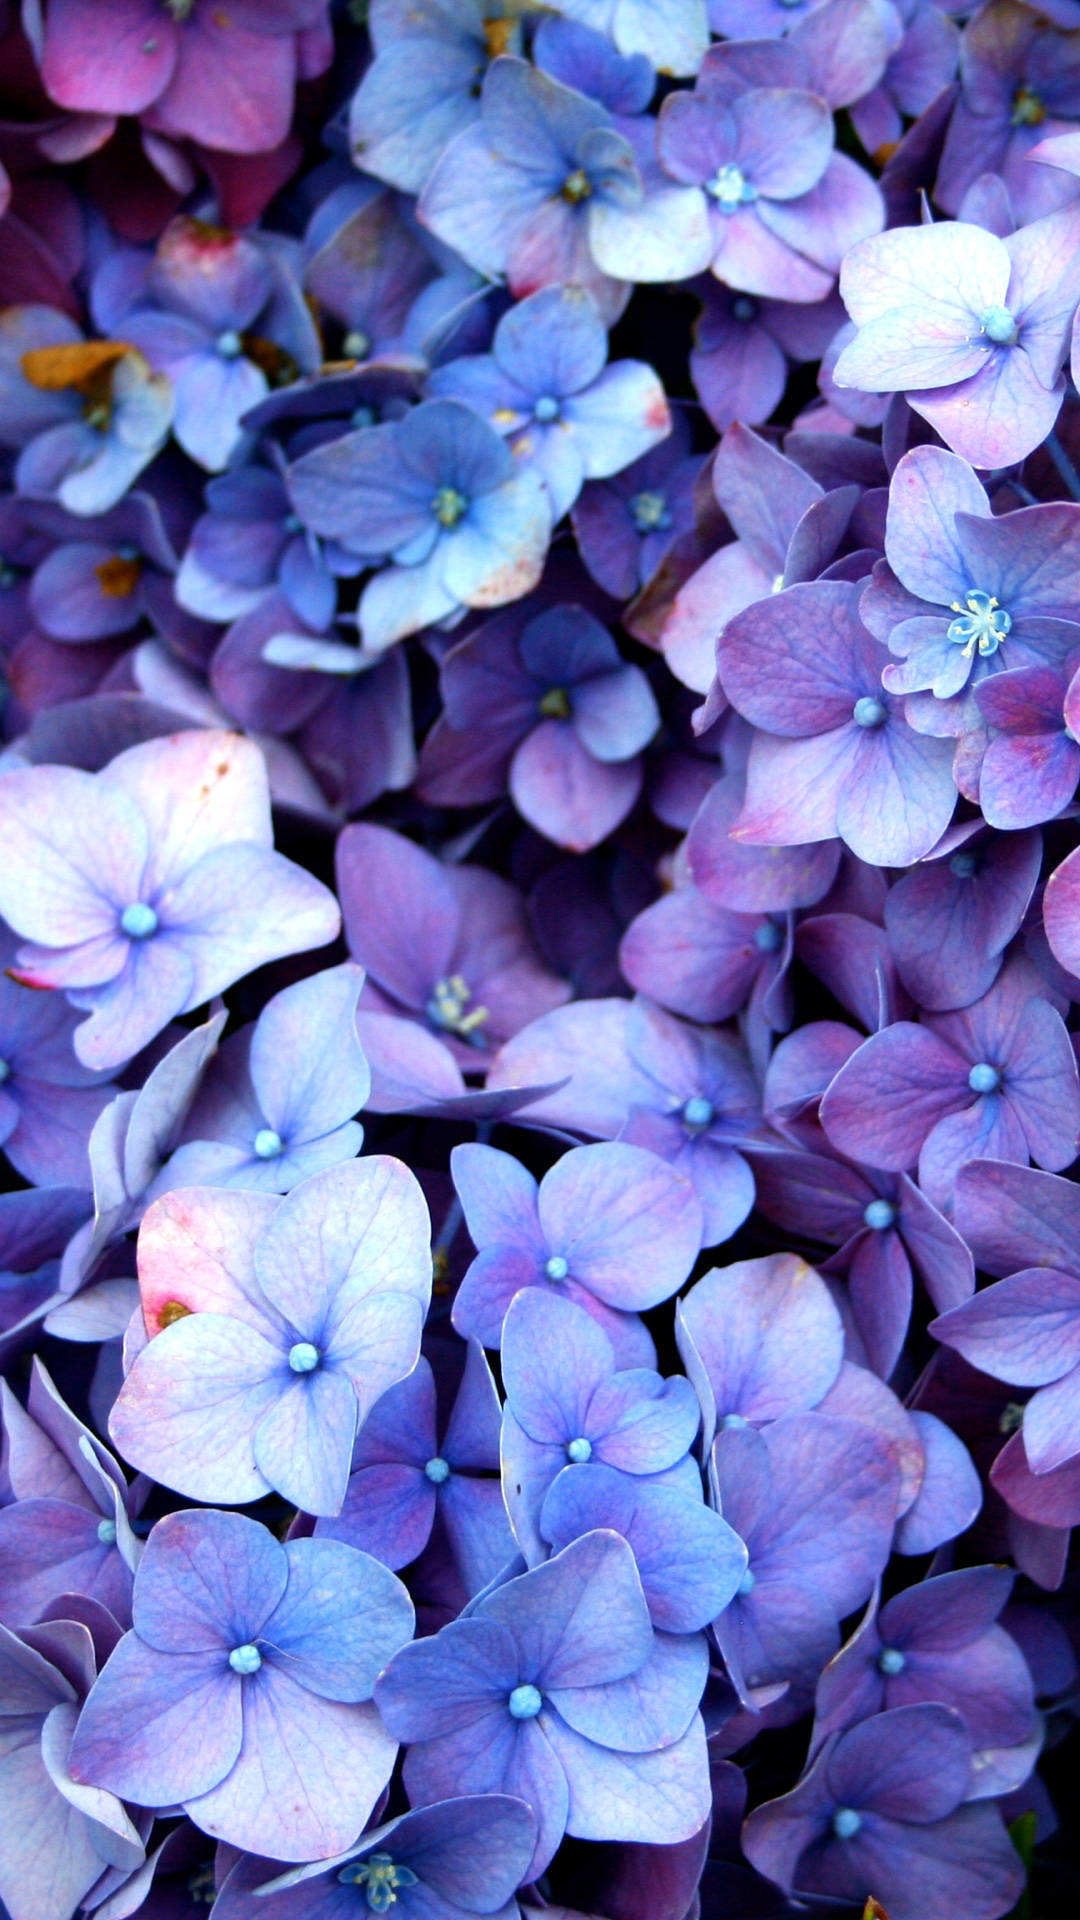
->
[1045,431,1080,502]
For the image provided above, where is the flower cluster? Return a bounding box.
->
[3,3,1080,1920]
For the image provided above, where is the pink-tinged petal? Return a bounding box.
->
[589,181,712,283]
[1043,842,1080,977]
[835,723,957,868]
[712,205,834,303]
[820,1024,966,1169]
[152,17,296,154]
[546,1709,711,1845]
[0,765,147,948]
[510,720,641,852]
[101,730,272,889]
[934,1268,1080,1387]
[686,772,841,912]
[735,728,855,847]
[108,1313,282,1505]
[186,1673,396,1861]
[833,307,992,391]
[132,1509,286,1654]
[911,355,1065,469]
[69,1632,241,1806]
[136,1186,280,1339]
[759,152,883,273]
[41,0,177,116]
[486,997,657,1136]
[538,1143,703,1311]
[991,1430,1080,1529]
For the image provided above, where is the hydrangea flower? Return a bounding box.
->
[0,730,342,1070]
[450,1138,703,1363]
[935,0,1080,224]
[429,284,670,523]
[159,962,370,1195]
[0,925,114,1188]
[214,1794,538,1920]
[108,1157,432,1515]
[374,1529,711,1880]
[68,1507,414,1860]
[499,1288,702,1560]
[287,397,553,652]
[833,206,1080,464]
[37,0,331,155]
[419,600,660,851]
[743,1702,1026,1920]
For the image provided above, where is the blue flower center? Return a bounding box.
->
[721,1412,749,1430]
[0,1059,9,1084]
[338,1854,420,1909]
[968,1061,1001,1095]
[946,589,1011,657]
[681,1095,715,1131]
[120,902,158,939]
[534,395,561,423]
[567,1437,593,1463]
[97,1519,118,1545]
[253,1128,283,1160]
[949,851,978,878]
[431,486,470,528]
[979,306,1019,347]
[424,1456,450,1484]
[216,329,244,359]
[708,164,757,211]
[863,1199,896,1231]
[630,490,672,532]
[165,0,195,16]
[426,972,489,1038]
[754,921,783,952]
[832,1808,862,1840]
[732,295,758,322]
[852,696,887,729]
[344,330,371,360]
[737,1567,756,1595]
[228,1643,262,1675]
[878,1646,906,1675]
[545,1255,569,1281]
[289,1341,321,1373]
[0,561,16,590]
[508,1683,543,1719]
[352,405,376,428]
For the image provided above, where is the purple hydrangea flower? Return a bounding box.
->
[416,58,642,325]
[314,1344,516,1598]
[708,1412,900,1704]
[833,205,1080,464]
[863,444,1080,723]
[68,1507,413,1860]
[570,411,702,599]
[374,1529,711,1880]
[450,1138,703,1364]
[158,962,370,1195]
[819,964,1080,1209]
[337,823,571,1061]
[177,459,358,633]
[108,1157,432,1515]
[214,1793,538,1920]
[38,0,330,155]
[487,995,763,1245]
[879,826,1042,1011]
[935,0,1080,224]
[499,1288,701,1562]
[26,491,190,648]
[287,397,553,652]
[676,1253,845,1449]
[0,729,342,1070]
[419,601,660,852]
[813,1566,1037,1761]
[718,578,958,866]
[428,283,670,523]
[743,1702,1026,1920]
